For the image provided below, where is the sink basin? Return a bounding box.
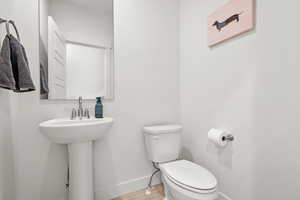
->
[39,117,114,144]
[39,117,114,200]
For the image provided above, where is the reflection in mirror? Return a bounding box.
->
[39,0,114,100]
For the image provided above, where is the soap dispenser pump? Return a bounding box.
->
[95,97,103,118]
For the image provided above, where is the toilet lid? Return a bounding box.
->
[161,160,217,190]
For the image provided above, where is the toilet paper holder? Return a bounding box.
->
[222,134,234,142]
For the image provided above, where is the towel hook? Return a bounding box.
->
[2,20,20,41]
[8,20,20,41]
[0,18,20,41]
[0,20,10,37]
[0,18,8,34]
[0,18,7,24]
[5,21,10,35]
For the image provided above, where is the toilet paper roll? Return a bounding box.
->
[208,129,227,147]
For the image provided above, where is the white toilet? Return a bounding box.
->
[143,124,218,200]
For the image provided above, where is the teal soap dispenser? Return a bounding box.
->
[95,97,103,118]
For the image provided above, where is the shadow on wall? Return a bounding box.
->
[206,141,234,169]
[252,14,300,198]
[40,143,68,200]
[179,5,259,196]
[94,133,119,199]
[0,90,15,200]
[181,146,195,162]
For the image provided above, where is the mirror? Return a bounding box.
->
[39,0,114,100]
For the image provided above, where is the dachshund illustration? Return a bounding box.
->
[212,12,244,31]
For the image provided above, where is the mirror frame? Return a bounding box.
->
[38,0,115,101]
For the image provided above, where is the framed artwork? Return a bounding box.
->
[207,0,254,46]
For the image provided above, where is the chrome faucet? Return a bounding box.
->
[71,108,77,120]
[70,96,90,120]
[78,96,84,119]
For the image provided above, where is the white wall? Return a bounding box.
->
[0,6,14,199]
[95,0,180,197]
[0,90,14,200]
[0,0,180,200]
[1,1,68,200]
[180,0,300,199]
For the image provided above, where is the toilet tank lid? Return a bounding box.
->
[143,124,182,135]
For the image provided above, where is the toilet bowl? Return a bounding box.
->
[143,125,218,200]
[160,160,218,200]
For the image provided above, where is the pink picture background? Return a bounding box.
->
[207,0,254,46]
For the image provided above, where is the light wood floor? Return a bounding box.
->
[112,184,165,200]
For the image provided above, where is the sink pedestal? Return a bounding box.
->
[39,117,114,200]
[68,142,94,200]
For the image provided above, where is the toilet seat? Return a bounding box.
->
[160,160,217,193]
[163,173,219,200]
[164,173,217,194]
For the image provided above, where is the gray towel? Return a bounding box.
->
[0,36,16,90]
[40,63,49,94]
[8,34,35,92]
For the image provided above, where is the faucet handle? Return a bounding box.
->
[78,108,83,119]
[71,108,77,120]
[84,108,90,119]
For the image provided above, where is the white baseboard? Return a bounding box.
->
[219,192,232,200]
[95,174,161,199]
[117,174,161,195]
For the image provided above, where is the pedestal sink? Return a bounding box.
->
[39,117,114,200]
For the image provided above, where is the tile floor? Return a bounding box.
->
[112,184,165,200]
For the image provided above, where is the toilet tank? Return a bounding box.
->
[143,124,182,163]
